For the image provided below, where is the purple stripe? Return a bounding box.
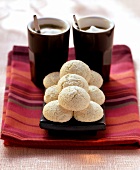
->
[104,93,137,99]
[105,106,138,117]
[13,46,29,54]
[103,84,136,91]
[106,95,137,102]
[12,46,29,63]
[12,53,29,63]
[105,99,137,106]
[9,90,43,101]
[103,88,136,95]
[9,93,43,104]
[7,51,12,66]
[8,97,43,107]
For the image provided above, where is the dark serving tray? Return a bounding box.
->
[39,104,106,132]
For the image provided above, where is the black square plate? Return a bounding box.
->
[39,104,106,132]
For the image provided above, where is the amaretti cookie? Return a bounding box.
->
[57,73,89,92]
[44,85,59,103]
[88,85,105,105]
[89,70,103,88]
[43,100,73,123]
[43,72,60,88]
[60,60,91,83]
[58,86,90,111]
[74,101,104,122]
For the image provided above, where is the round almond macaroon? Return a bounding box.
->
[60,60,91,83]
[58,86,90,111]
[43,72,60,89]
[57,73,89,92]
[74,101,104,122]
[89,70,103,88]
[43,100,73,123]
[44,85,59,103]
[88,85,105,105]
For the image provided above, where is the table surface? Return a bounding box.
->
[0,0,140,169]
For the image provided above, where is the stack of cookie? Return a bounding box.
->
[42,60,105,123]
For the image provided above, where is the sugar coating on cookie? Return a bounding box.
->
[43,100,73,123]
[44,85,59,103]
[60,60,91,83]
[74,101,104,122]
[58,86,90,111]
[43,72,60,88]
[89,70,103,88]
[88,85,105,105]
[57,73,89,92]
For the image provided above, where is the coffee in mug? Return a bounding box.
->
[73,16,115,82]
[27,17,70,88]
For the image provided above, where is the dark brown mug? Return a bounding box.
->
[73,16,115,82]
[27,17,71,88]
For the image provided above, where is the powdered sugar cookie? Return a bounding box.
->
[44,85,59,103]
[60,60,91,82]
[58,86,90,111]
[43,72,60,88]
[89,70,103,88]
[57,73,89,92]
[43,100,73,123]
[88,85,105,105]
[74,101,104,122]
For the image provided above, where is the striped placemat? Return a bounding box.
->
[1,45,140,149]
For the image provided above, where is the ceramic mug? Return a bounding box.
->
[73,16,115,82]
[27,17,71,88]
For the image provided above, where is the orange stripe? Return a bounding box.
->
[107,122,140,133]
[12,68,30,79]
[15,77,35,87]
[2,107,6,121]
[106,113,139,125]
[11,74,39,89]
[5,117,44,135]
[10,86,43,98]
[7,110,40,126]
[110,70,134,79]
[6,72,11,77]
[6,66,11,77]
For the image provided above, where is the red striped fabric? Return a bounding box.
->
[1,45,140,149]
